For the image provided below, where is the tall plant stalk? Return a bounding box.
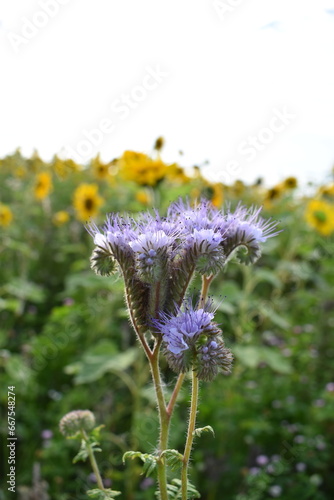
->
[181,275,214,499]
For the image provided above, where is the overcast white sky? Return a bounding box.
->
[1,0,334,187]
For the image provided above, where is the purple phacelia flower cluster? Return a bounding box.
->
[87,198,280,380]
[88,198,279,279]
[151,300,233,381]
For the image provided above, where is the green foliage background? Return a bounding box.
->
[0,151,334,500]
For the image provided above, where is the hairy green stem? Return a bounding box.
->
[124,281,152,360]
[82,431,104,491]
[150,339,169,500]
[181,371,199,500]
[167,372,186,416]
[181,274,214,499]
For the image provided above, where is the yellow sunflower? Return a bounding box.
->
[27,151,45,173]
[305,199,334,236]
[73,183,104,221]
[201,182,224,208]
[0,204,13,227]
[283,177,298,189]
[91,155,111,180]
[135,190,152,205]
[153,136,165,151]
[34,172,53,200]
[53,211,70,226]
[318,183,334,198]
[52,156,81,179]
[165,163,190,184]
[266,185,283,201]
[14,166,27,178]
[118,151,167,187]
[232,180,245,197]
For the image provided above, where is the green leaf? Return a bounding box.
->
[64,271,117,294]
[160,449,184,470]
[254,269,281,288]
[258,347,292,374]
[3,278,45,303]
[0,298,21,313]
[234,345,292,374]
[5,239,36,258]
[123,451,157,477]
[73,439,89,463]
[87,488,121,499]
[193,425,215,438]
[4,355,33,387]
[91,425,105,442]
[257,303,290,330]
[233,345,260,369]
[65,344,138,384]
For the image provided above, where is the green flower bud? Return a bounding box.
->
[59,410,96,437]
[90,246,116,276]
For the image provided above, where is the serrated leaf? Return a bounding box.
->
[123,451,157,477]
[161,449,184,470]
[73,439,89,463]
[193,425,215,438]
[87,488,121,499]
[91,425,105,442]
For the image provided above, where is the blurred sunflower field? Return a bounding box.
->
[0,141,334,500]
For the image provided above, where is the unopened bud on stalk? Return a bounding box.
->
[59,410,96,438]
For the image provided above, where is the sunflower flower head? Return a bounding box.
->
[154,136,165,151]
[91,155,111,180]
[305,199,334,236]
[52,156,81,179]
[283,177,298,189]
[73,183,104,221]
[34,172,53,200]
[165,163,190,185]
[53,211,70,226]
[266,185,283,202]
[200,182,224,208]
[136,190,152,205]
[318,183,334,198]
[0,204,13,227]
[118,150,167,187]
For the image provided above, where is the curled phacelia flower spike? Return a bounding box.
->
[195,337,233,381]
[90,234,117,276]
[129,230,172,284]
[186,228,225,275]
[220,205,281,265]
[152,300,231,379]
[59,410,96,438]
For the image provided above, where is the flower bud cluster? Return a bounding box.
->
[129,230,172,284]
[219,204,280,265]
[152,300,233,381]
[59,410,96,438]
